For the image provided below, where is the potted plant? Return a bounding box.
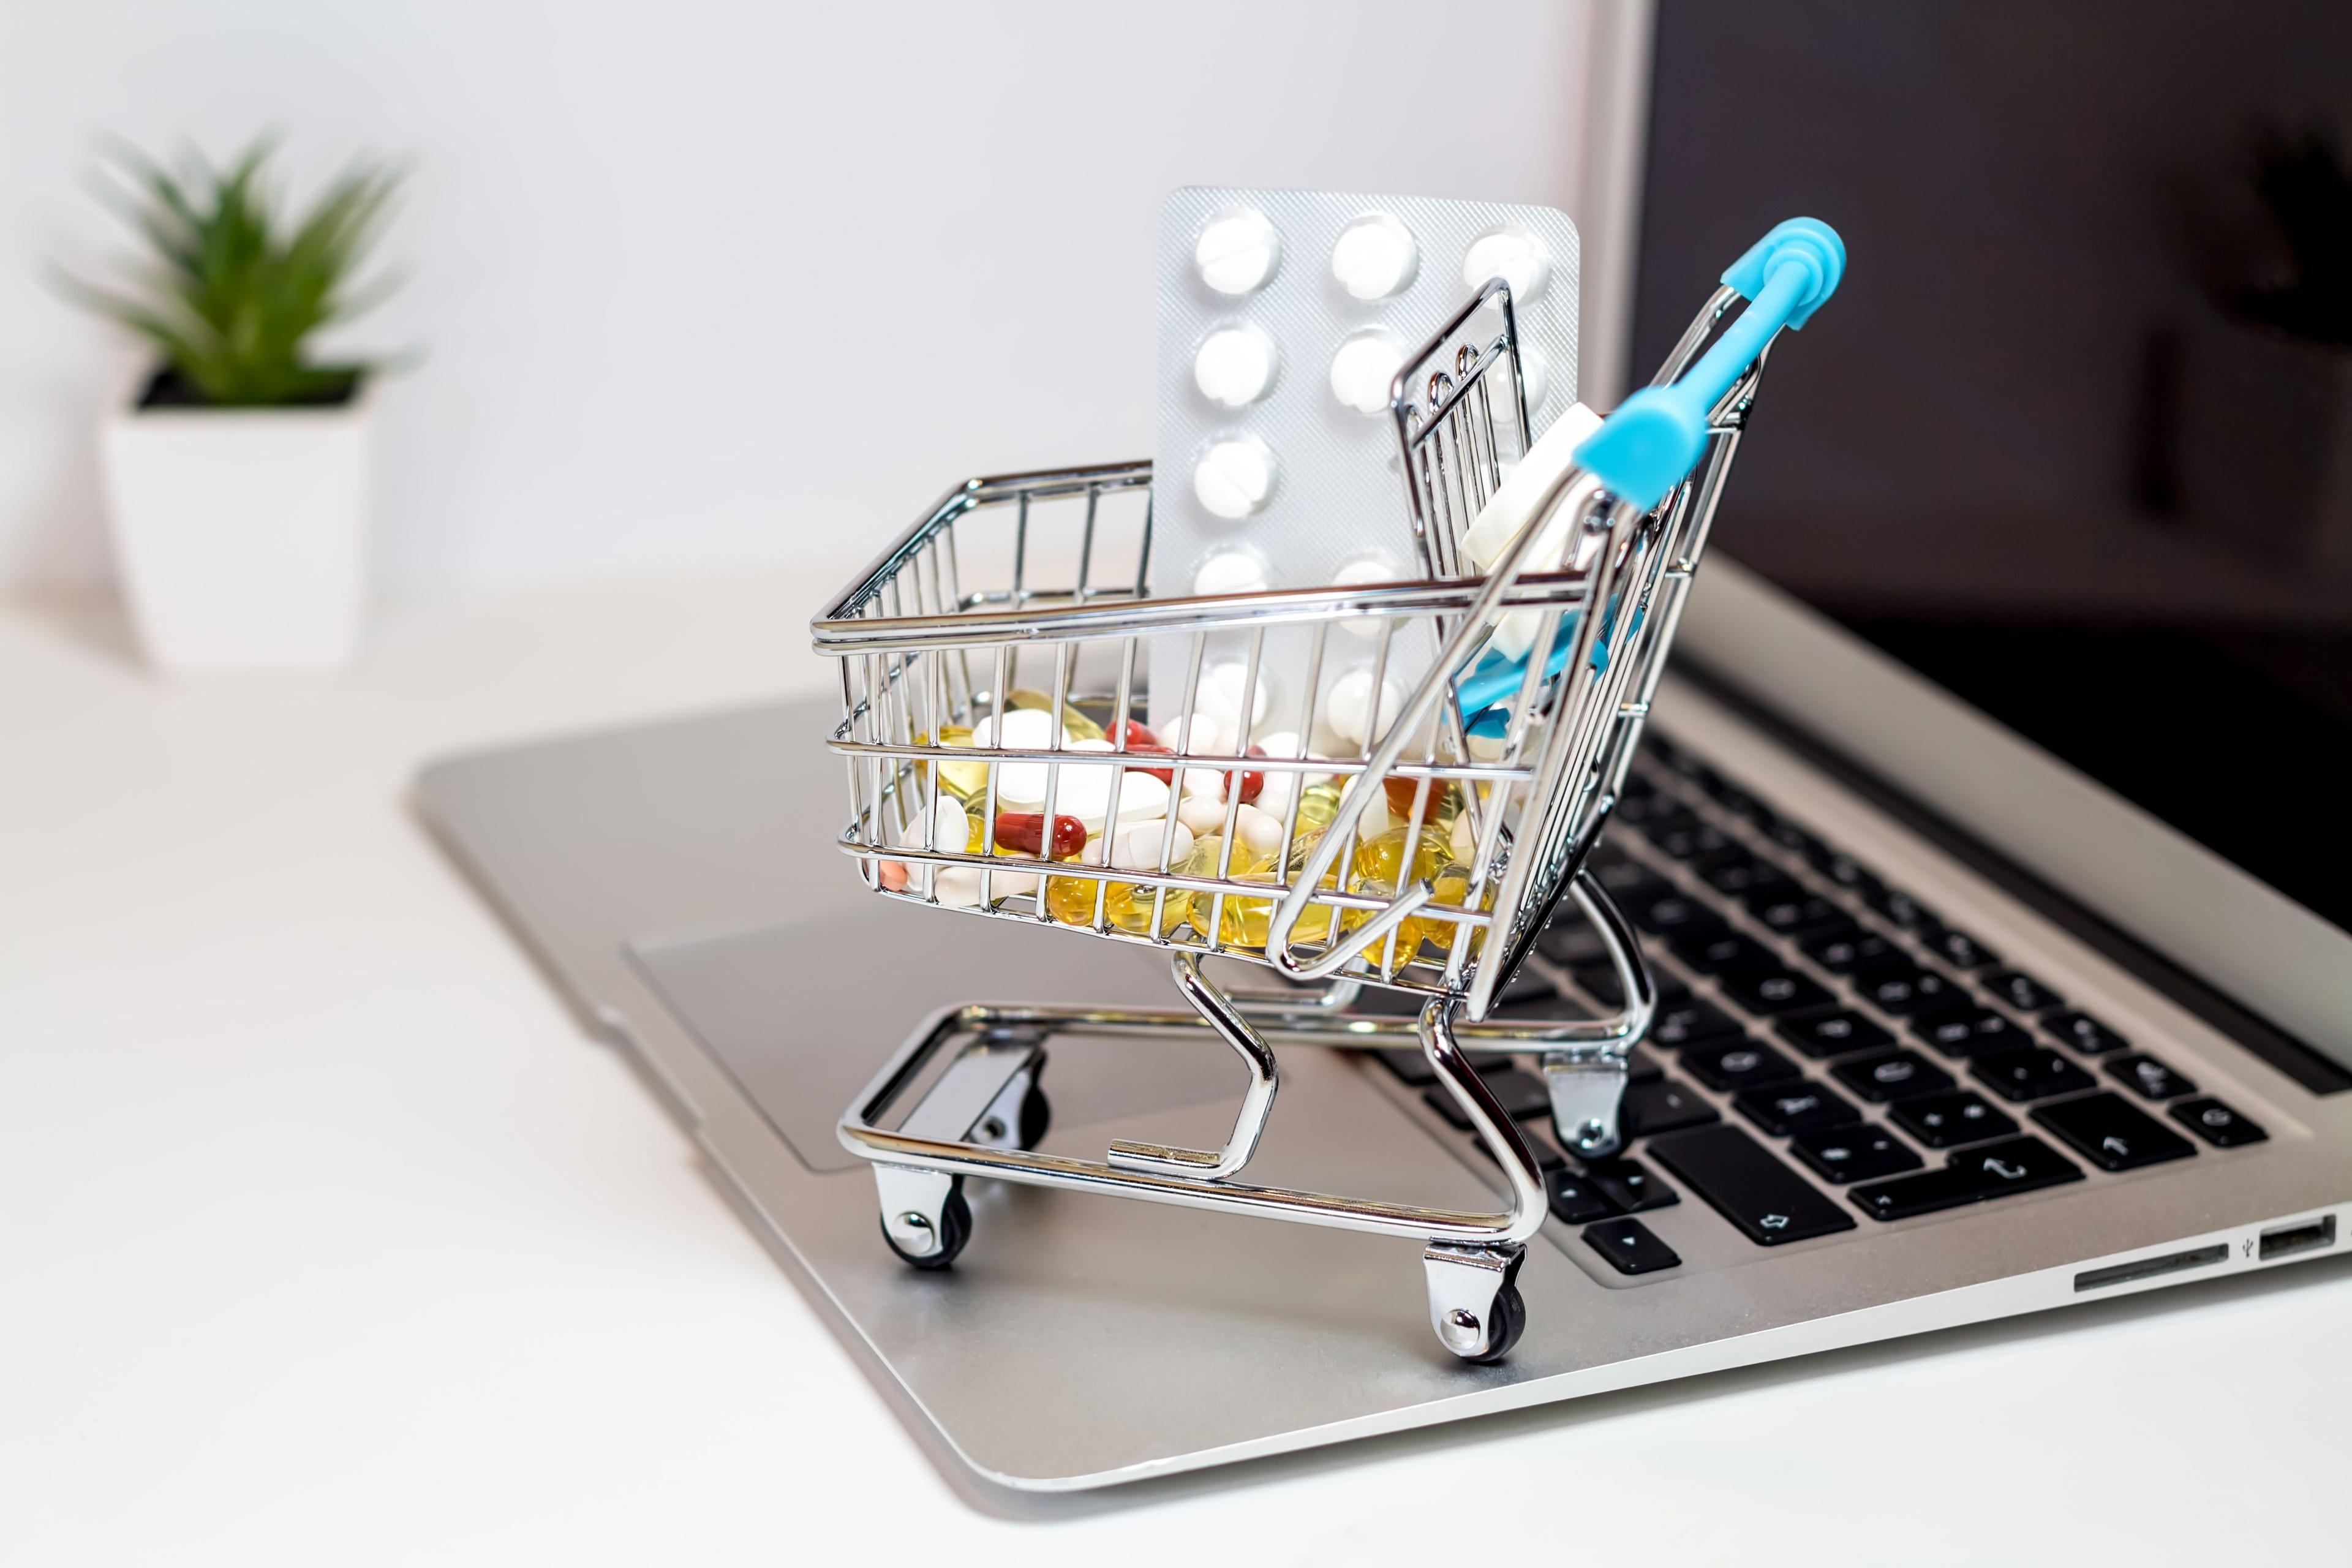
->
[62,138,404,673]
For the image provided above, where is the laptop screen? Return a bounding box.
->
[1631,0,2352,938]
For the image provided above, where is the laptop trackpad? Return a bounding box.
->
[628,910,1247,1173]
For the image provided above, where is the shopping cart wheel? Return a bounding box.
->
[876,1169,973,1270]
[1423,1242,1528,1363]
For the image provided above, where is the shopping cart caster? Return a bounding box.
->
[1424,1242,1528,1363]
[877,1168,971,1270]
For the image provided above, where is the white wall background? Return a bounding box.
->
[0,1,1604,592]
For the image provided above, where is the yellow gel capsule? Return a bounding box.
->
[932,723,992,802]
[1343,826,1458,970]
[1420,859,1494,956]
[1213,830,1348,951]
[1044,850,1110,926]
[1294,777,1344,831]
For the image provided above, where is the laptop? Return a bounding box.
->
[414,2,2352,1492]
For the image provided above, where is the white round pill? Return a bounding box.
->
[1330,554,1398,639]
[1197,660,1273,729]
[1173,709,1230,755]
[1331,213,1419,301]
[1193,434,1276,519]
[1328,328,1406,417]
[1193,549,1269,599]
[1250,729,1303,815]
[1326,668,1404,747]
[1462,227,1550,301]
[1232,803,1285,861]
[1177,795,1229,836]
[1193,323,1277,408]
[1517,341,1550,409]
[1195,209,1281,295]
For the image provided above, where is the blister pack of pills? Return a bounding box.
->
[1148,187,1581,744]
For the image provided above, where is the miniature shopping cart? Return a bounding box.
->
[813,219,1845,1362]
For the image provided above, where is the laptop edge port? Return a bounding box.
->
[2258,1214,2337,1262]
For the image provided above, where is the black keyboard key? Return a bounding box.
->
[2033,1092,2196,1171]
[1909,1005,2031,1058]
[1792,1123,1923,1183]
[1735,1082,1861,1136]
[1701,856,1793,902]
[1420,1067,1548,1128]
[1648,1124,1858,1244]
[1863,884,1937,929]
[1971,1045,2098,1103]
[1776,1006,1896,1060]
[1752,893,1852,939]
[1548,1168,1617,1223]
[2108,1054,2198,1101]
[1648,817,1738,862]
[2170,1097,2267,1148]
[1651,999,1743,1049]
[1670,929,1781,976]
[1567,960,1690,1011]
[1682,1038,1803,1091]
[1763,819,1826,860]
[1582,1155,1677,1213]
[1621,1076,1719,1137]
[1853,961,1966,1017]
[1719,967,1835,1016]
[1985,970,2064,1012]
[1381,1047,1506,1084]
[1811,851,1882,897]
[1803,928,1901,974]
[1852,1136,2081,1219]
[1625,1049,1667,1083]
[1470,1122,1567,1172]
[1629,890,1728,939]
[2045,1010,2129,1055]
[1915,922,2001,971]
[1583,1217,1681,1274]
[1890,1090,2018,1148]
[1831,1049,1956,1102]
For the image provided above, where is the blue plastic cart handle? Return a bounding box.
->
[1452,218,1843,729]
[1574,217,1845,512]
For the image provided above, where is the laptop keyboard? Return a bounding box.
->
[1373,736,2271,1278]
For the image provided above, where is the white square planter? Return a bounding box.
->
[99,374,375,673]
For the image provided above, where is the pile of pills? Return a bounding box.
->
[880,692,1494,970]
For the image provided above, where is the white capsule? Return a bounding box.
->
[1171,708,1231,756]
[1250,729,1303,816]
[1195,209,1281,296]
[1193,323,1277,408]
[1331,212,1418,301]
[1193,549,1269,599]
[1232,803,1286,861]
[1193,434,1276,519]
[1327,326,1406,417]
[1326,668,1404,747]
[1179,763,1226,802]
[1463,227,1551,301]
[1177,794,1230,835]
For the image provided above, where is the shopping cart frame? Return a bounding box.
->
[816,219,1845,1361]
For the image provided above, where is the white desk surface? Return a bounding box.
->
[6,571,2348,1566]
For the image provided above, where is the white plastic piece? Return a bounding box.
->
[1195,209,1282,295]
[1330,213,1419,301]
[1193,324,1278,408]
[1458,401,1608,661]
[1462,227,1551,301]
[1193,434,1276,520]
[1326,669,1404,748]
[1193,549,1270,599]
[1329,554,1399,639]
[1328,328,1406,417]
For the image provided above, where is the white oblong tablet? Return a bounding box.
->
[1331,212,1419,301]
[1328,327,1406,417]
[1193,323,1277,407]
[1195,209,1281,295]
[1193,434,1276,519]
[1193,548,1269,599]
[1462,226,1551,301]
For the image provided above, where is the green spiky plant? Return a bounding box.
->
[63,137,404,407]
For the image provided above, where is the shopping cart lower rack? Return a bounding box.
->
[814,220,1845,1362]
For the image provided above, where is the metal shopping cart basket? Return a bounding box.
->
[813,219,1844,1362]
